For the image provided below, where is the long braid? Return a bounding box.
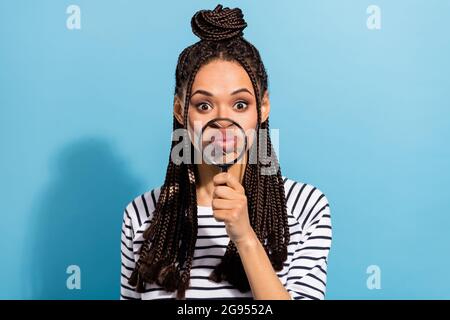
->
[176,51,211,299]
[129,4,290,299]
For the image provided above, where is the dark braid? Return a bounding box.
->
[128,4,289,299]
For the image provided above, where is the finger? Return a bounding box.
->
[213,172,245,193]
[212,185,236,200]
[212,198,235,210]
[212,209,231,223]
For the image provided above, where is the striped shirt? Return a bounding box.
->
[120,176,332,300]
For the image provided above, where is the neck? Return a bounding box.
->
[196,153,247,207]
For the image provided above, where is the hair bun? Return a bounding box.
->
[191,4,247,41]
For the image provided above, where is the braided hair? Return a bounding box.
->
[128,4,290,299]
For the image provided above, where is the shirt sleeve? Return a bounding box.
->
[285,194,332,300]
[120,208,142,300]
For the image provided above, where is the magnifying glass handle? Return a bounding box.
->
[220,165,228,173]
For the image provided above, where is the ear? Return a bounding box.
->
[260,90,270,123]
[173,94,184,126]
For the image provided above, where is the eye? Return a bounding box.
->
[233,101,249,111]
[195,102,212,112]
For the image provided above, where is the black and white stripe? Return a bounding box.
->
[120,176,332,300]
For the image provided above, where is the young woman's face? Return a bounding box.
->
[174,59,270,162]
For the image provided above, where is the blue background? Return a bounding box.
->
[1,0,449,299]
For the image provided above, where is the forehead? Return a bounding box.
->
[191,59,253,93]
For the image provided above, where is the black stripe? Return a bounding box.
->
[151,189,157,210]
[301,189,322,230]
[121,283,138,292]
[132,200,142,227]
[195,244,228,250]
[136,220,152,234]
[318,265,327,275]
[125,208,131,221]
[292,255,327,262]
[291,295,304,300]
[121,240,133,251]
[121,229,132,241]
[288,221,300,228]
[287,266,317,272]
[298,186,316,223]
[121,262,134,272]
[198,225,225,228]
[308,236,332,241]
[121,249,135,262]
[287,260,327,276]
[122,219,132,229]
[277,265,312,278]
[285,181,298,205]
[290,230,302,237]
[141,194,150,218]
[293,281,325,295]
[297,246,330,251]
[309,204,330,227]
[120,294,141,300]
[291,184,307,219]
[193,254,223,260]
[279,267,326,284]
[309,273,326,286]
[188,286,236,291]
[294,291,320,300]
[309,220,320,227]
[197,235,229,239]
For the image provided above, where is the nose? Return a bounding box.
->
[216,104,231,120]
[214,118,233,129]
[209,118,232,137]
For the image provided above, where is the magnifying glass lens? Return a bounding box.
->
[199,118,247,172]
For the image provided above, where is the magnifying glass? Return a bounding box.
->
[197,117,248,172]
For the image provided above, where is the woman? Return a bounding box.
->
[120,4,332,300]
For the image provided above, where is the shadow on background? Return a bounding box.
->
[24,137,144,299]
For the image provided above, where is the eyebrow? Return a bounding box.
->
[190,88,253,98]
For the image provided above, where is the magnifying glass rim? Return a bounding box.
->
[197,117,248,169]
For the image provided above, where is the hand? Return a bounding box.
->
[212,172,256,246]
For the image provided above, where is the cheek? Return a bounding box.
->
[187,110,209,149]
[188,109,207,134]
[187,115,199,147]
[241,106,259,150]
[240,103,258,129]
